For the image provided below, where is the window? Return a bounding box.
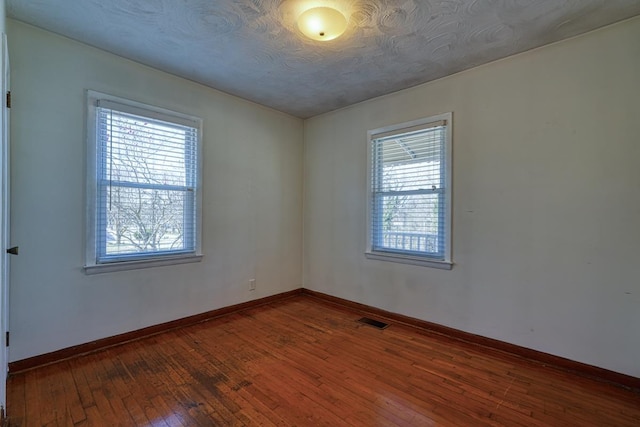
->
[366,113,452,269]
[85,91,202,273]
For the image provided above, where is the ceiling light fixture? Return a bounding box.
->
[297,7,348,41]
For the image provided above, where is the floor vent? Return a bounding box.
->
[358,317,389,330]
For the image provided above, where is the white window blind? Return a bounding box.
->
[369,114,451,265]
[90,96,200,265]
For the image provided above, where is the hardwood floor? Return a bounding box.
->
[7,296,640,426]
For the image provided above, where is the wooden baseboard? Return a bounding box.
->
[8,288,303,374]
[301,289,640,391]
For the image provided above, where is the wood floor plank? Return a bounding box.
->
[7,295,640,426]
[59,364,87,425]
[6,370,26,426]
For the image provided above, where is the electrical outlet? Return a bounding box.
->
[249,279,256,291]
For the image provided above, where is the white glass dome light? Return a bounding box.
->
[297,7,348,41]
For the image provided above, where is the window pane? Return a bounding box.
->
[375,127,444,192]
[100,186,194,257]
[373,193,443,254]
[99,109,196,187]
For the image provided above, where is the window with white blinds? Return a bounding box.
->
[86,91,202,271]
[367,113,452,269]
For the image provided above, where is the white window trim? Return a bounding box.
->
[365,113,453,270]
[84,90,203,274]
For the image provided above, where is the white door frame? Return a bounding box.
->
[0,31,10,416]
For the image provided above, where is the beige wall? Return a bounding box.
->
[8,20,303,362]
[304,17,640,377]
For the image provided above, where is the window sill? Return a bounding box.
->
[365,251,453,270]
[84,254,203,275]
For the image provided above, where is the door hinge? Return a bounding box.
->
[5,331,8,347]
[5,91,10,109]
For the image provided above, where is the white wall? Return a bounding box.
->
[304,17,640,377]
[7,20,303,362]
[7,15,640,378]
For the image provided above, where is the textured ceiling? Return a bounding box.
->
[7,0,640,118]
